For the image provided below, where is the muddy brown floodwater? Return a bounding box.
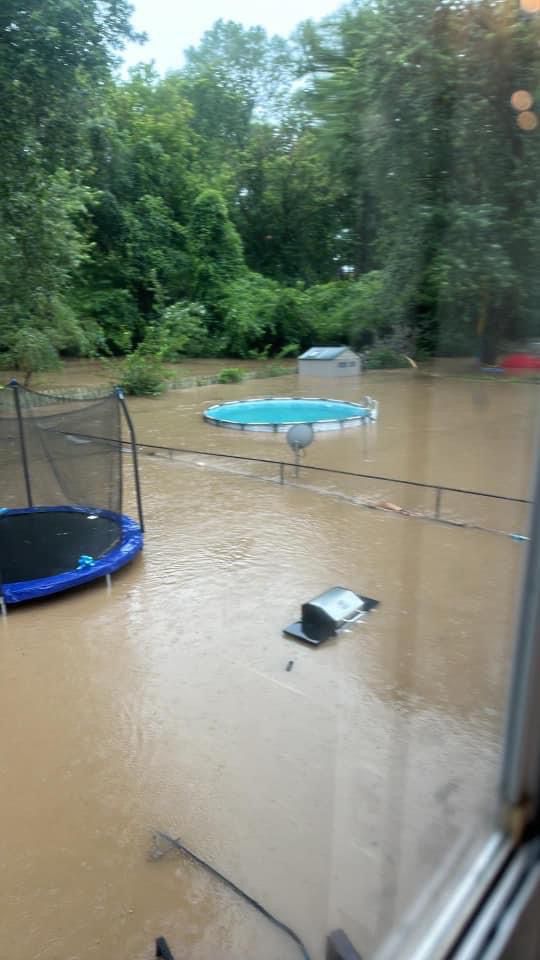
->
[1,369,539,960]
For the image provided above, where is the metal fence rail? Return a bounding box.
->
[140,442,530,509]
[67,432,531,525]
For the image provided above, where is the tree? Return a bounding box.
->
[183,20,296,142]
[0,169,94,355]
[233,126,346,283]
[306,273,384,347]
[188,189,245,335]
[6,327,61,386]
[220,273,279,356]
[300,0,540,359]
[159,301,210,358]
[0,0,139,172]
[0,0,138,358]
[2,4,538,366]
[73,66,200,350]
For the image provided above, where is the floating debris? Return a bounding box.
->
[375,500,407,514]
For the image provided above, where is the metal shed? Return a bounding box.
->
[298,346,361,377]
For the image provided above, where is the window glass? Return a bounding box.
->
[1,2,539,959]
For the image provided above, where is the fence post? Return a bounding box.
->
[434,487,442,519]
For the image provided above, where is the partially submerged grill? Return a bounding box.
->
[284,586,379,645]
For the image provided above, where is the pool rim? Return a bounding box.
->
[203,395,377,433]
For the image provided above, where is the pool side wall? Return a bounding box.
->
[203,397,375,432]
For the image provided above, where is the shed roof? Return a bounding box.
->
[298,346,353,361]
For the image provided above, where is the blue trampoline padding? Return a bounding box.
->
[1,506,143,604]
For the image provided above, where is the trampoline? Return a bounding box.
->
[0,382,144,607]
[203,396,378,433]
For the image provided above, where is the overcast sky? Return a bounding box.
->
[121,0,342,74]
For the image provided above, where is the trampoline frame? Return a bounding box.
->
[0,506,142,604]
[0,382,144,608]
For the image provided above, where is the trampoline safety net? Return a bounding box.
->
[0,384,123,514]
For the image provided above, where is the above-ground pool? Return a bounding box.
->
[204,396,378,432]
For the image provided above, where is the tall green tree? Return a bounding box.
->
[188,189,245,336]
[233,125,346,283]
[300,0,540,359]
[0,0,138,357]
[183,20,296,140]
[72,66,200,350]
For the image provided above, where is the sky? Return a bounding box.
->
[120,0,343,74]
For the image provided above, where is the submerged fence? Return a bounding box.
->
[72,432,531,539]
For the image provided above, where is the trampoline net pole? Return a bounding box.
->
[10,380,33,508]
[116,390,144,532]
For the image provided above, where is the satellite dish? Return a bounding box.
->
[286,423,314,452]
[286,424,314,479]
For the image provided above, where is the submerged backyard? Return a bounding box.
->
[2,0,540,955]
[1,363,538,959]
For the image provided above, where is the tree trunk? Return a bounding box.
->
[478,328,498,366]
[476,287,498,365]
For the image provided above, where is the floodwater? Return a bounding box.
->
[1,369,539,960]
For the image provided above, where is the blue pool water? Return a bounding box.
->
[204,396,371,428]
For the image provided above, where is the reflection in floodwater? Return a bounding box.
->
[1,372,538,960]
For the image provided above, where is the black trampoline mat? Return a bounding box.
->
[0,509,122,583]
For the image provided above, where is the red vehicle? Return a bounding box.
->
[501,353,540,370]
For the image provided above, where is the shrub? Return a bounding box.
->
[307,272,384,346]
[363,346,410,369]
[220,273,280,357]
[255,364,290,378]
[7,326,61,385]
[217,367,244,383]
[277,342,299,359]
[160,301,210,358]
[119,350,168,396]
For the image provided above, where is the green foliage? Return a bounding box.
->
[0,0,137,358]
[364,347,410,370]
[306,273,384,349]
[71,287,138,355]
[160,302,210,357]
[219,274,315,357]
[189,190,245,310]
[256,364,290,378]
[183,19,297,153]
[233,127,346,283]
[0,0,138,174]
[118,350,168,396]
[217,367,244,383]
[220,272,279,356]
[0,2,539,369]
[0,170,93,352]
[300,0,540,359]
[66,66,198,345]
[277,343,300,359]
[271,287,313,352]
[6,327,62,385]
